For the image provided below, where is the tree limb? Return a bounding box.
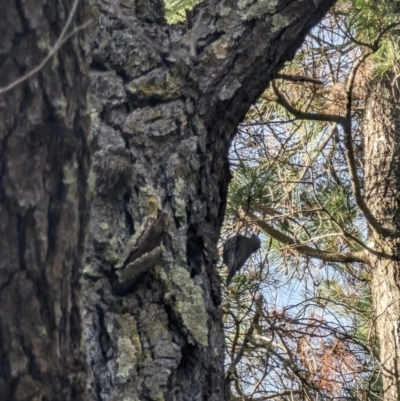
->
[242,207,369,263]
[275,73,323,85]
[271,81,346,124]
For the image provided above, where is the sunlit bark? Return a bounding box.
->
[364,72,400,401]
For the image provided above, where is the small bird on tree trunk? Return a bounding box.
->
[223,234,261,286]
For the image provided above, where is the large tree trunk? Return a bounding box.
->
[84,0,335,400]
[0,0,91,400]
[364,72,400,401]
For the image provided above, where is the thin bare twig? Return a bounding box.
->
[0,0,91,94]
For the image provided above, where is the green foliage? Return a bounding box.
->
[337,0,400,76]
[226,163,274,216]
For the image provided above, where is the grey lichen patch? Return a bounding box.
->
[237,0,277,19]
[52,89,68,117]
[100,222,109,230]
[211,36,230,59]
[237,0,253,10]
[172,178,187,219]
[104,235,122,265]
[126,67,186,100]
[271,12,291,32]
[164,265,208,347]
[91,71,127,106]
[37,32,50,51]
[167,153,191,219]
[116,314,142,379]
[111,394,139,401]
[217,5,232,16]
[89,95,103,129]
[123,100,186,142]
[62,160,78,185]
[83,263,98,276]
[152,393,166,401]
[185,97,194,115]
[218,77,241,100]
[90,108,101,129]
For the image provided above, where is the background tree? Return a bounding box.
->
[0,0,91,399]
[364,68,400,401]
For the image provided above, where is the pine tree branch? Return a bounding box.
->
[241,207,368,263]
[271,80,392,238]
[340,20,400,52]
[231,389,302,401]
[275,73,323,85]
[271,81,345,124]
[242,207,396,263]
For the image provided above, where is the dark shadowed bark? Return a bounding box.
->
[0,0,91,400]
[364,72,400,401]
[84,0,335,400]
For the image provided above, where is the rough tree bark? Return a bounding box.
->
[84,0,335,400]
[0,0,91,400]
[364,72,400,401]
